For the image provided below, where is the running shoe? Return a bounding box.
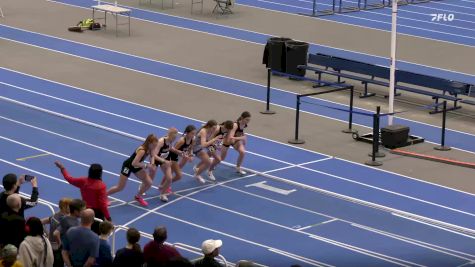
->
[165,187,172,194]
[195,174,206,184]
[160,195,168,203]
[134,195,149,206]
[208,171,216,181]
[236,167,247,175]
[193,165,198,174]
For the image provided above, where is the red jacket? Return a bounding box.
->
[61,168,111,220]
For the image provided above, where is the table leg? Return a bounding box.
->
[128,13,130,36]
[115,13,118,37]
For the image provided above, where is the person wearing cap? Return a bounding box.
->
[0,244,23,267]
[54,161,111,226]
[0,173,38,218]
[193,239,223,267]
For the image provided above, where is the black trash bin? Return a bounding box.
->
[263,37,292,72]
[285,41,309,77]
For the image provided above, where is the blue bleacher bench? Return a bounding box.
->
[300,53,474,113]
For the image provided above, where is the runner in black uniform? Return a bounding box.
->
[158,125,197,194]
[208,120,234,180]
[108,134,158,207]
[192,120,222,182]
[150,128,177,202]
[221,111,251,175]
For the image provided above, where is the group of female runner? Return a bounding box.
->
[107,111,251,206]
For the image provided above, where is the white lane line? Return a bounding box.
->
[4,86,475,221]
[0,155,322,267]
[352,223,475,260]
[2,119,473,262]
[2,94,475,236]
[252,0,475,38]
[392,213,475,239]
[297,219,339,231]
[220,183,475,258]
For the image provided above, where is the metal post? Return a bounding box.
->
[115,12,118,37]
[289,95,305,144]
[343,86,357,134]
[366,106,384,166]
[312,0,317,16]
[261,69,276,115]
[434,101,451,151]
[371,106,385,158]
[388,0,398,126]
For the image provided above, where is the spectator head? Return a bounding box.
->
[58,197,72,214]
[99,220,114,237]
[126,228,141,252]
[152,226,167,244]
[2,173,17,192]
[88,164,103,180]
[25,217,44,237]
[69,199,86,217]
[80,209,95,227]
[1,244,18,267]
[6,194,21,212]
[236,260,258,267]
[201,239,222,257]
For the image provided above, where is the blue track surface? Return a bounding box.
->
[48,0,475,84]
[2,65,475,266]
[1,26,475,155]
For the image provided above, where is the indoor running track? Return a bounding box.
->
[1,69,475,266]
[237,0,475,46]
[2,25,475,155]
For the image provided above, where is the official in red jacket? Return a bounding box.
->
[54,161,111,224]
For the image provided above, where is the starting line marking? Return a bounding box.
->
[245,181,297,195]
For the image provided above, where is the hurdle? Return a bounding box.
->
[299,0,446,17]
[300,0,387,17]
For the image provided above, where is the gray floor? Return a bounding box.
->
[1,0,475,193]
